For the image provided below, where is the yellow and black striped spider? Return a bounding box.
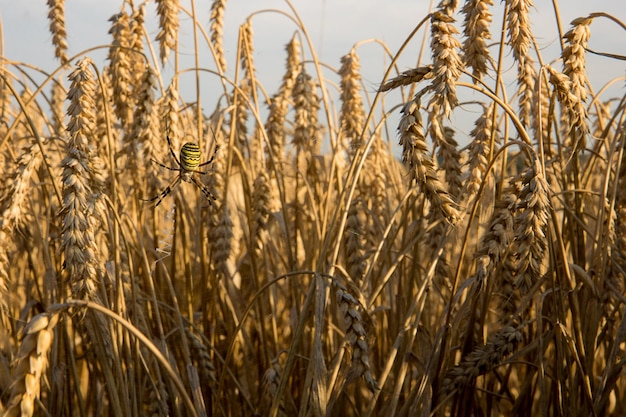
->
[144,135,218,207]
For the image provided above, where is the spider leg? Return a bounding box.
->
[190,176,217,205]
[198,144,219,168]
[142,176,182,207]
[151,158,180,172]
[166,135,181,165]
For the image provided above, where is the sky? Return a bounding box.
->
[0,0,624,146]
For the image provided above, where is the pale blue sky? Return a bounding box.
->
[1,1,624,145]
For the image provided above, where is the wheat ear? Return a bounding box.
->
[399,93,460,224]
[46,0,69,65]
[210,0,228,72]
[339,48,366,157]
[60,57,102,301]
[461,0,493,82]
[441,324,522,395]
[4,313,59,417]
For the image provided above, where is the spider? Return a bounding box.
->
[143,135,219,207]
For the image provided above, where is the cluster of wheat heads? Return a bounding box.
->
[0,0,625,416]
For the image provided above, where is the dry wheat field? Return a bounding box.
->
[0,0,625,416]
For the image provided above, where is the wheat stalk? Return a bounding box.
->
[0,230,9,317]
[50,77,66,133]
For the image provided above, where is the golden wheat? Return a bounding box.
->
[1,2,625,416]
[46,0,69,65]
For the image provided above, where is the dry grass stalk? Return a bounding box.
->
[4,312,59,417]
[608,130,626,289]
[155,0,180,65]
[210,0,228,72]
[60,57,102,301]
[428,11,463,118]
[399,93,460,224]
[338,48,366,157]
[461,0,493,82]
[0,231,9,316]
[17,87,44,135]
[46,0,69,65]
[50,78,66,133]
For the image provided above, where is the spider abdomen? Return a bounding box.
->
[180,142,202,171]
